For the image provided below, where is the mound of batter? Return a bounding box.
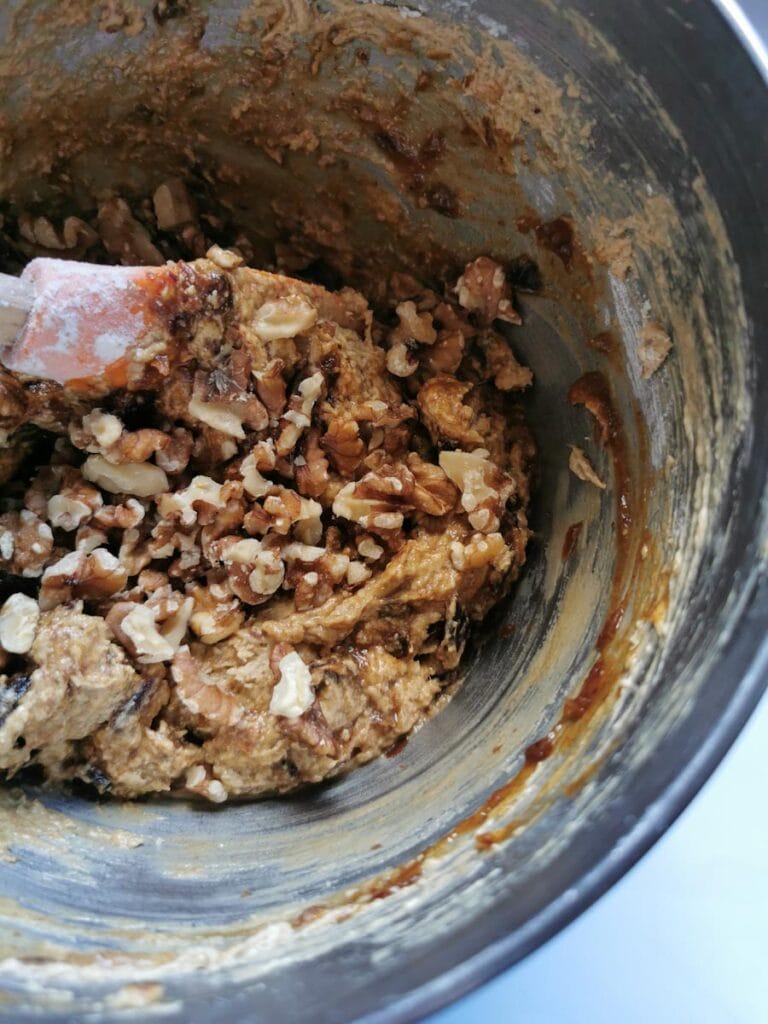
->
[0,242,533,801]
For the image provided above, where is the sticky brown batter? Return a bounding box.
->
[0,220,533,801]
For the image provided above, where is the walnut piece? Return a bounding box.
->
[0,594,40,654]
[321,418,365,477]
[206,244,243,270]
[455,256,521,325]
[417,377,484,448]
[112,603,175,664]
[294,428,329,498]
[155,428,193,474]
[188,583,245,644]
[269,651,314,719]
[97,197,163,266]
[253,359,287,420]
[386,342,419,378]
[568,445,607,489]
[439,449,506,532]
[389,300,437,346]
[638,321,672,379]
[253,296,317,341]
[82,455,169,498]
[171,646,243,727]
[82,409,123,449]
[153,178,195,230]
[276,372,323,455]
[157,475,225,526]
[0,510,54,578]
[39,548,128,610]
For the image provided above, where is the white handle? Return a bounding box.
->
[0,271,34,348]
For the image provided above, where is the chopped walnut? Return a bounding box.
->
[46,470,104,530]
[253,359,287,421]
[389,300,437,346]
[189,367,268,439]
[108,602,175,663]
[148,519,199,560]
[209,536,284,605]
[252,295,317,341]
[187,396,245,440]
[269,651,314,719]
[171,646,243,727]
[155,428,194,475]
[97,197,164,266]
[450,532,510,572]
[48,495,94,531]
[184,764,228,803]
[357,536,384,561]
[638,321,672,379]
[118,528,154,578]
[406,453,459,516]
[39,551,85,610]
[206,244,243,270]
[157,476,226,527]
[440,449,510,533]
[346,561,372,586]
[106,428,170,465]
[425,328,465,375]
[84,548,130,599]
[276,372,323,455]
[24,467,64,520]
[39,547,128,610]
[93,497,145,530]
[16,212,99,256]
[331,464,416,535]
[257,488,321,536]
[568,446,607,490]
[80,409,123,450]
[455,256,521,325]
[187,582,245,644]
[0,594,40,654]
[75,525,109,554]
[476,331,532,391]
[18,212,69,250]
[0,510,54,578]
[321,417,365,477]
[82,455,169,498]
[386,342,419,378]
[295,428,330,498]
[247,544,286,597]
[192,426,239,469]
[153,178,195,230]
[417,377,484,448]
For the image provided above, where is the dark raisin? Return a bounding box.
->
[0,673,31,727]
[153,0,190,23]
[506,256,543,292]
[111,681,155,729]
[299,259,344,292]
[425,184,459,218]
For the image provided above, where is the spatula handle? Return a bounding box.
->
[0,271,34,348]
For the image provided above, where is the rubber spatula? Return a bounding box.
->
[0,258,173,389]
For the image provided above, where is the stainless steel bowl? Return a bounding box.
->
[0,1,766,1021]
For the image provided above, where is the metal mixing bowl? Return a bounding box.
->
[0,1,766,1021]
